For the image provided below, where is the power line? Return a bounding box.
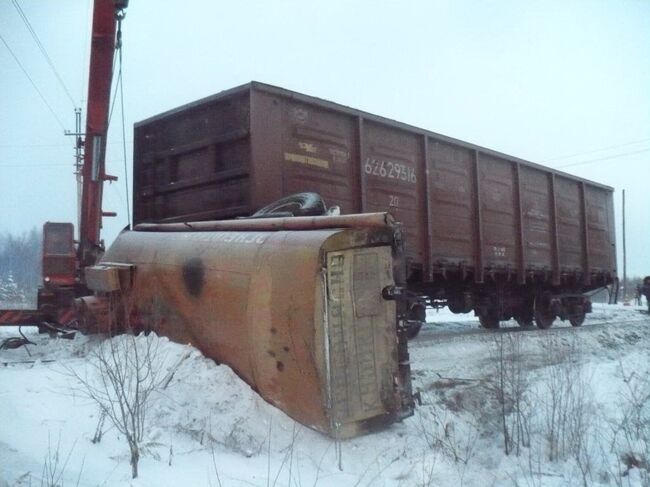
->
[0,141,134,149]
[0,163,71,168]
[0,159,127,168]
[556,147,650,169]
[11,0,77,108]
[541,137,650,163]
[79,0,92,102]
[0,32,66,131]
[118,38,131,227]
[0,143,72,149]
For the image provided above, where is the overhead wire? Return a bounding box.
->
[11,0,77,108]
[0,158,127,168]
[0,32,66,131]
[103,12,132,227]
[79,0,92,103]
[106,14,132,227]
[107,47,121,126]
[0,163,74,168]
[555,147,650,169]
[541,137,650,163]
[0,141,133,149]
[118,43,131,228]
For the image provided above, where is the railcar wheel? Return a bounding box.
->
[479,315,500,329]
[514,302,534,327]
[534,294,555,329]
[515,315,534,327]
[534,309,555,329]
[569,312,585,327]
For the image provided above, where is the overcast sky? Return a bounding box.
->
[1,0,648,277]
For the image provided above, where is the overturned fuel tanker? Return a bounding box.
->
[76,213,415,439]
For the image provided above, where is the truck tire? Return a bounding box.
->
[252,192,326,217]
[405,321,423,339]
[447,293,471,314]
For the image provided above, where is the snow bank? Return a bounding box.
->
[1,305,649,486]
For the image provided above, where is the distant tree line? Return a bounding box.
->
[0,227,41,302]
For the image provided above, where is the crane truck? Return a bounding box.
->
[0,0,128,332]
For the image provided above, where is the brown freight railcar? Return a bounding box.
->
[133,82,617,330]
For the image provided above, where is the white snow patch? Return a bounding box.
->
[0,304,649,486]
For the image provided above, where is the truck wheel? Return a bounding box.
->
[404,304,426,339]
[405,321,423,339]
[252,192,326,217]
[447,294,470,314]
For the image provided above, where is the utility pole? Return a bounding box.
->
[65,108,84,241]
[622,189,627,302]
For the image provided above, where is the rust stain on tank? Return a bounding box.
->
[181,257,205,297]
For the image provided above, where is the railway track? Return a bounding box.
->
[411,311,650,346]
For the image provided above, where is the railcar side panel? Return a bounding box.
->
[478,153,518,270]
[428,140,476,267]
[133,92,252,224]
[555,176,584,272]
[519,166,553,269]
[278,99,358,214]
[249,90,285,211]
[585,185,616,273]
[363,121,426,265]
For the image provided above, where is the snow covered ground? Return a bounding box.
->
[1,304,649,487]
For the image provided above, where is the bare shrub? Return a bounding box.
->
[486,333,531,456]
[611,361,650,485]
[417,405,479,465]
[39,432,83,487]
[512,432,546,487]
[67,332,167,478]
[415,452,438,487]
[485,333,604,486]
[416,391,479,487]
[532,334,601,486]
[91,409,106,444]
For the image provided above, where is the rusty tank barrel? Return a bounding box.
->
[89,214,413,438]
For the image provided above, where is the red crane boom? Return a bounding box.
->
[79,0,128,267]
